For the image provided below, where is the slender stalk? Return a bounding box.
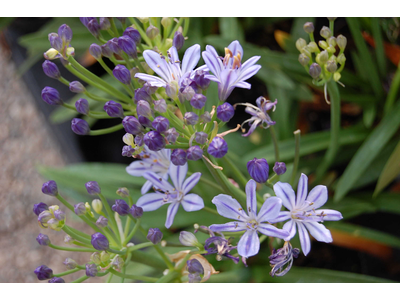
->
[128,242,153,251]
[128,17,153,46]
[49,243,95,252]
[53,268,81,277]
[98,193,120,237]
[384,62,400,114]
[130,250,166,270]
[71,275,89,283]
[108,268,158,282]
[109,18,120,37]
[123,218,141,245]
[156,270,180,283]
[223,155,248,188]
[63,226,92,245]
[106,273,114,283]
[202,206,220,216]
[64,225,91,239]
[169,18,184,39]
[290,130,301,186]
[269,126,280,162]
[89,124,124,136]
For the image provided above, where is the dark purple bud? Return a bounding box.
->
[184,112,199,125]
[91,232,109,251]
[146,25,159,40]
[190,94,207,109]
[135,133,144,146]
[122,145,135,157]
[118,36,137,58]
[69,81,86,93]
[137,100,153,119]
[109,37,122,55]
[193,70,211,90]
[152,116,169,132]
[54,209,66,221]
[309,63,321,79]
[113,65,131,85]
[171,149,187,166]
[101,43,113,58]
[36,233,50,246]
[63,258,77,270]
[173,31,184,51]
[112,199,130,216]
[123,27,141,44]
[74,202,86,215]
[208,137,228,158]
[80,17,96,28]
[89,43,102,59]
[179,85,195,102]
[34,265,53,280]
[33,202,48,216]
[48,33,63,52]
[200,112,211,123]
[164,128,179,144]
[41,86,63,105]
[154,99,167,113]
[38,211,52,224]
[144,131,165,151]
[247,158,269,183]
[187,146,203,161]
[49,277,65,283]
[130,204,143,218]
[85,181,101,195]
[188,273,202,283]
[71,118,90,135]
[138,115,153,128]
[217,103,235,122]
[273,162,287,175]
[117,17,127,24]
[75,98,89,115]
[99,17,110,30]
[42,60,61,79]
[134,87,151,103]
[87,19,100,38]
[85,263,98,277]
[58,24,72,44]
[96,216,108,228]
[117,188,130,197]
[166,82,178,99]
[187,259,204,274]
[104,100,124,118]
[123,116,143,135]
[195,132,208,145]
[147,228,163,244]
[41,180,58,196]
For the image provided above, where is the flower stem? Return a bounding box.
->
[89,123,124,136]
[71,275,89,283]
[53,268,81,277]
[123,218,141,245]
[98,193,120,236]
[269,126,280,162]
[290,130,301,186]
[202,206,220,216]
[128,241,153,251]
[49,243,95,252]
[108,268,158,282]
[384,62,400,115]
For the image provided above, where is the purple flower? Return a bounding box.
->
[273,162,286,175]
[130,204,143,218]
[33,202,49,216]
[237,97,277,137]
[207,137,228,158]
[41,180,58,196]
[69,81,86,93]
[71,118,90,135]
[217,102,235,122]
[91,232,109,251]
[271,173,343,256]
[36,233,50,246]
[269,241,300,277]
[34,265,53,280]
[247,158,269,183]
[143,131,166,151]
[75,98,89,115]
[126,147,171,194]
[171,149,187,166]
[86,263,98,277]
[104,100,124,118]
[85,181,101,195]
[137,163,204,228]
[173,31,184,51]
[147,228,163,244]
[112,199,130,216]
[42,60,61,79]
[209,179,289,258]
[113,65,131,85]
[202,40,261,101]
[41,86,63,105]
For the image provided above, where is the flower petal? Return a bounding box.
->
[134,73,167,87]
[234,81,251,89]
[296,173,308,206]
[209,221,247,232]
[237,64,261,83]
[303,222,333,243]
[242,118,261,137]
[227,40,243,58]
[182,172,201,194]
[181,44,200,74]
[237,230,260,258]
[241,56,261,71]
[315,209,343,221]
[143,172,174,192]
[257,223,289,240]
[202,46,223,78]
[181,193,204,212]
[306,185,328,210]
[297,222,311,256]
[218,69,238,101]
[136,193,166,211]
[245,179,257,218]
[140,180,153,195]
[269,211,291,223]
[257,196,282,223]
[167,46,182,79]
[283,220,297,241]
[143,50,172,82]
[169,163,188,190]
[126,160,153,176]
[165,202,180,228]
[273,182,296,210]
[212,194,249,221]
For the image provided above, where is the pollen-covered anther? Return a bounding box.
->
[232,55,241,69]
[223,48,233,65]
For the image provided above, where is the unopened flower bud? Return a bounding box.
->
[320,26,332,39]
[187,259,204,274]
[129,204,143,218]
[85,263,98,277]
[187,146,203,161]
[87,19,100,38]
[34,265,53,280]
[101,251,110,262]
[152,116,169,132]
[116,188,129,197]
[295,38,307,52]
[273,162,287,175]
[104,100,124,118]
[63,258,77,270]
[179,85,196,102]
[74,202,86,216]
[53,209,66,221]
[74,98,89,115]
[89,43,102,60]
[124,27,141,44]
[318,40,328,50]
[147,228,163,244]
[208,137,228,158]
[69,81,86,93]
[64,235,74,244]
[48,33,62,51]
[58,24,72,45]
[333,72,341,82]
[118,36,137,58]
[137,17,149,24]
[337,35,347,50]
[85,181,101,195]
[171,149,187,166]
[96,216,108,228]
[135,133,144,146]
[308,41,319,53]
[91,252,101,264]
[112,256,124,269]
[49,277,65,283]
[41,86,63,105]
[137,100,153,119]
[112,199,130,216]
[316,50,329,64]
[36,233,50,246]
[123,116,143,135]
[195,132,208,145]
[146,25,159,40]
[47,218,62,231]
[33,202,49,216]
[91,199,103,214]
[309,63,321,79]
[154,99,167,113]
[327,36,336,47]
[91,233,109,251]
[42,60,61,79]
[113,65,131,85]
[247,158,269,183]
[179,231,201,247]
[44,48,59,60]
[326,60,338,73]
[41,180,58,196]
[193,70,211,90]
[173,31,184,51]
[164,128,179,144]
[303,22,314,33]
[79,17,95,28]
[166,81,179,99]
[101,43,113,58]
[200,112,212,123]
[217,102,235,122]
[190,94,207,109]
[71,118,90,135]
[144,131,165,151]
[327,17,337,21]
[298,53,310,66]
[184,112,199,125]
[337,53,346,65]
[161,17,172,28]
[99,17,110,30]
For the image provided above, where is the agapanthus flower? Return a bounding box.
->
[202,40,261,101]
[236,96,277,137]
[271,173,343,256]
[209,179,289,258]
[126,146,171,194]
[269,241,300,277]
[137,163,204,228]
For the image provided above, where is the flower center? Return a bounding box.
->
[246,219,258,230]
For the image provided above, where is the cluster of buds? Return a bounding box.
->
[297,18,347,100]
[35,203,66,231]
[44,24,75,60]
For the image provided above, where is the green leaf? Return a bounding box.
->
[374,140,400,197]
[218,17,245,42]
[334,102,400,202]
[372,192,400,214]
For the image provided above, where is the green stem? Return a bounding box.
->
[98,193,119,237]
[290,130,301,186]
[128,17,153,46]
[384,62,400,115]
[89,123,124,136]
[106,273,114,283]
[130,250,166,270]
[64,225,91,239]
[202,206,220,216]
[63,226,92,245]
[165,143,190,149]
[128,241,154,251]
[108,268,158,282]
[53,268,81,277]
[109,18,120,37]
[71,275,89,283]
[49,243,95,252]
[156,270,180,283]
[223,155,248,188]
[269,126,280,162]
[124,218,141,245]
[169,18,184,39]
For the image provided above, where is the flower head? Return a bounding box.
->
[269,241,300,277]
[209,179,289,258]
[202,40,261,101]
[271,173,343,256]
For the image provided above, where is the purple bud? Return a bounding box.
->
[195,132,208,145]
[135,133,144,146]
[164,128,179,144]
[87,19,100,38]
[36,233,50,246]
[208,137,228,158]
[134,87,151,103]
[129,204,143,218]
[144,131,165,151]
[48,33,63,51]
[146,25,159,39]
[74,202,86,215]
[99,17,110,30]
[38,211,52,225]
[101,43,113,58]
[49,277,65,283]
[138,115,153,128]
[85,263,98,277]
[91,232,109,251]
[147,228,163,244]
[184,112,199,125]
[122,145,135,157]
[123,27,141,44]
[187,259,204,274]
[80,17,95,28]
[96,216,108,228]
[273,162,287,175]
[75,98,89,115]
[85,181,101,195]
[200,112,212,123]
[137,100,153,119]
[109,37,122,55]
[112,199,130,216]
[54,209,66,221]
[154,99,167,113]
[152,116,169,132]
[171,149,187,166]
[173,31,184,51]
[41,180,58,196]
[69,81,86,93]
[41,86,63,105]
[33,202,49,216]
[104,100,124,118]
[247,158,269,183]
[89,43,102,59]
[179,85,195,102]
[63,258,77,270]
[113,65,131,85]
[42,60,61,79]
[34,265,53,280]
[166,83,178,99]
[71,118,90,135]
[187,146,203,161]
[190,94,207,109]
[117,17,127,23]
[309,63,321,79]
[193,70,211,90]
[58,24,72,44]
[118,36,137,58]
[123,116,143,135]
[188,273,202,283]
[217,103,235,122]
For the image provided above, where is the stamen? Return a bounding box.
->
[217,124,241,138]
[157,64,160,68]
[232,55,241,69]
[248,207,251,212]
[202,154,223,170]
